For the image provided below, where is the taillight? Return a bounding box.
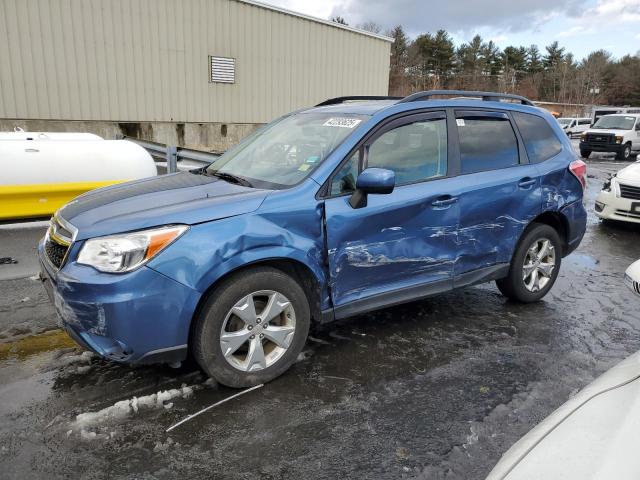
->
[569,159,587,190]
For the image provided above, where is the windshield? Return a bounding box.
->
[205,112,369,188]
[557,118,572,126]
[592,115,636,130]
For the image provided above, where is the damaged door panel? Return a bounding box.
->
[453,111,542,276]
[323,113,459,317]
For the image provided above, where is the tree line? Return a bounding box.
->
[334,18,640,106]
[388,26,640,106]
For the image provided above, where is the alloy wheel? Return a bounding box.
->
[219,290,296,372]
[522,238,556,292]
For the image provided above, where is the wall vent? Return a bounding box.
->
[210,56,235,84]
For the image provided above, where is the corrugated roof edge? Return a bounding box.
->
[235,0,394,42]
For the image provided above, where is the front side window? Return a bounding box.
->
[330,150,359,196]
[366,118,447,185]
[513,112,563,164]
[205,112,369,189]
[457,115,519,174]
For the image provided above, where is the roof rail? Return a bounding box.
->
[397,90,535,106]
[316,96,402,107]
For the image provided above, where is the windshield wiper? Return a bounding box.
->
[209,171,253,187]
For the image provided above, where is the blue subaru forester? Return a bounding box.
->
[39,90,587,387]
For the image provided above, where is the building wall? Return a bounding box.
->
[0,0,391,124]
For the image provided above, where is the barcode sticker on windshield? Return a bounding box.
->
[323,118,362,128]
[456,119,465,127]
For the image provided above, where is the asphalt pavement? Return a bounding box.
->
[1,145,640,479]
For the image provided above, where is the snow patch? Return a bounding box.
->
[73,384,195,430]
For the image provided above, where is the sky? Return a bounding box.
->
[263,0,640,61]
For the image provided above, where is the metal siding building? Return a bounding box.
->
[0,0,391,124]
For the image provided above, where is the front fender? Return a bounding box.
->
[147,207,329,308]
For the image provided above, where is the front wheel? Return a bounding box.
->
[580,150,591,159]
[192,267,310,388]
[616,144,631,160]
[496,223,562,303]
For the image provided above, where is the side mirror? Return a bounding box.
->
[349,168,395,209]
[626,260,640,296]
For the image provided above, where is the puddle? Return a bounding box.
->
[569,253,599,270]
[0,329,77,362]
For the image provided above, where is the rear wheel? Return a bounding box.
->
[580,150,591,159]
[496,223,562,303]
[192,267,310,388]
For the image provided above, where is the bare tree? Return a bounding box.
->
[358,21,382,34]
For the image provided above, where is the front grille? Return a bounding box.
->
[586,133,614,145]
[619,183,640,200]
[45,237,69,269]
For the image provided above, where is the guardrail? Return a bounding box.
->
[120,136,220,173]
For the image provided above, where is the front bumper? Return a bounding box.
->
[579,141,624,154]
[38,239,201,364]
[595,189,640,224]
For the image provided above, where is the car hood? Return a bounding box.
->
[615,162,640,184]
[486,351,640,480]
[585,128,628,135]
[59,172,269,240]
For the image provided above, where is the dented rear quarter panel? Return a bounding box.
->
[537,150,587,249]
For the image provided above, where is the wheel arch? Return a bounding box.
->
[188,255,326,355]
[527,211,570,256]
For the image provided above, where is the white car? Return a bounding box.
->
[557,117,591,137]
[595,161,640,223]
[627,259,640,295]
[486,262,640,480]
[580,114,640,160]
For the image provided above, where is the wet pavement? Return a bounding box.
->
[1,149,640,479]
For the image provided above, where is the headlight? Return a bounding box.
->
[615,136,624,144]
[580,133,587,140]
[77,225,188,273]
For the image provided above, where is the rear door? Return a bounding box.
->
[323,111,460,316]
[453,110,542,281]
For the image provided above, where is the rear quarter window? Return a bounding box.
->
[513,112,563,163]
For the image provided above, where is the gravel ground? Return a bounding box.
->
[1,148,639,479]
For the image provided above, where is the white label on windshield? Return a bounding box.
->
[456,118,465,127]
[323,118,362,128]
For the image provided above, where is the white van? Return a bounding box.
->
[580,113,640,160]
[557,117,591,137]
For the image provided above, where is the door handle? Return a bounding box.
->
[518,178,536,189]
[431,195,458,208]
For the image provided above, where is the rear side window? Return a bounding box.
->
[513,112,563,163]
[457,115,519,174]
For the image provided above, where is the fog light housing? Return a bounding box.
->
[594,201,605,213]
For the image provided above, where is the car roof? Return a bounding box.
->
[602,113,640,117]
[303,101,399,115]
[304,98,545,117]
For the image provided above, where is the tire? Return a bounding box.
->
[616,144,631,160]
[580,150,591,159]
[192,266,310,388]
[496,223,562,303]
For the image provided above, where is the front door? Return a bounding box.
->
[323,112,460,318]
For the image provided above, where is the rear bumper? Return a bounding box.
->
[579,141,624,154]
[38,239,200,364]
[595,190,640,224]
